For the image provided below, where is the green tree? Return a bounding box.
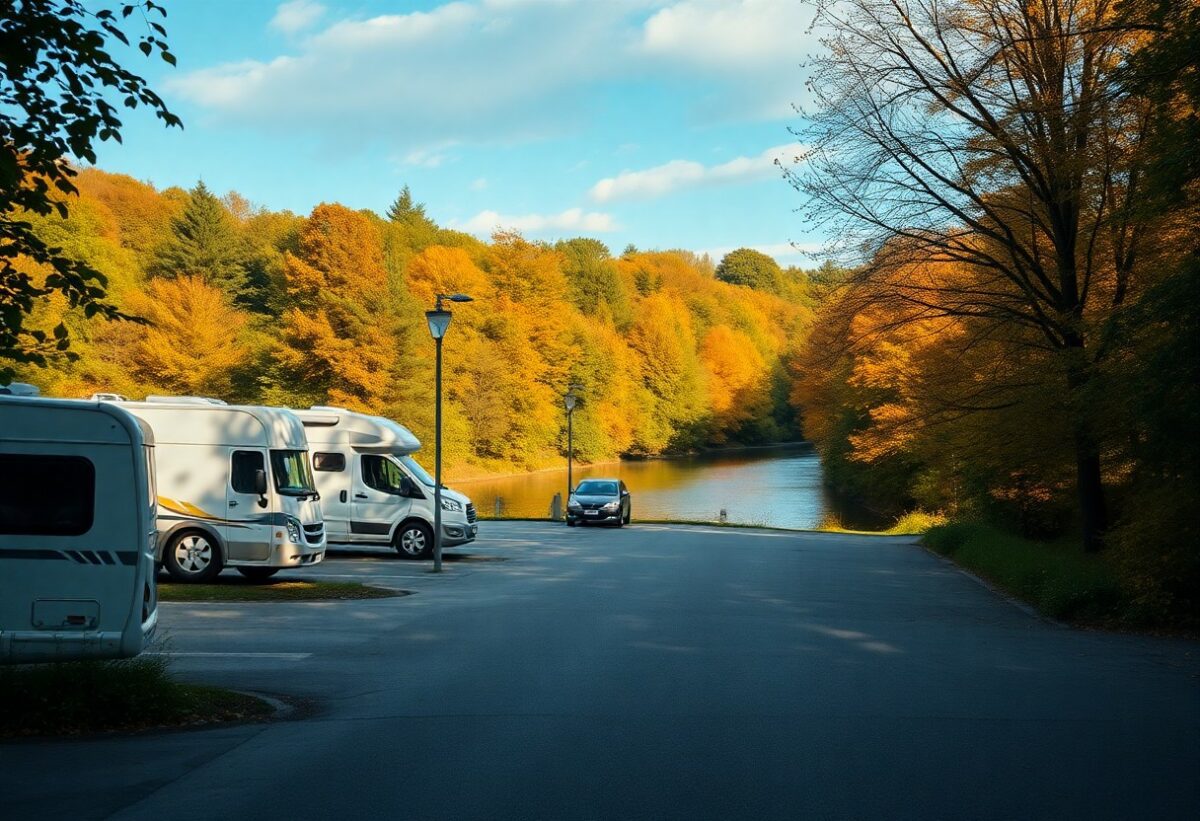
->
[149,182,255,303]
[556,238,632,327]
[1,0,179,380]
[715,248,784,292]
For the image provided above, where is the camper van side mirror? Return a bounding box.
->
[253,469,268,501]
[400,476,423,499]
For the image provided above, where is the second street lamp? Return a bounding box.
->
[564,385,580,522]
[426,292,472,572]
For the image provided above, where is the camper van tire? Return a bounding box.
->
[395,520,434,559]
[163,530,224,583]
[237,567,280,582]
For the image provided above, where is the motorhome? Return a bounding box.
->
[0,396,158,664]
[109,398,326,582]
[295,407,477,558]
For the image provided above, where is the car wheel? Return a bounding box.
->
[164,530,223,583]
[567,519,576,527]
[237,567,279,583]
[623,506,631,525]
[395,521,433,559]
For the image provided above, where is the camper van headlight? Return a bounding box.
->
[285,515,303,543]
[440,498,463,513]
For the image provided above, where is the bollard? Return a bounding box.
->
[550,492,563,521]
[719,508,727,523]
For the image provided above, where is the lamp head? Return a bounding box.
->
[426,309,452,340]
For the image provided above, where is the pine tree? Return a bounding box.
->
[149,181,252,303]
[386,185,427,224]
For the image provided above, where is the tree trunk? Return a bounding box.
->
[1066,352,1108,552]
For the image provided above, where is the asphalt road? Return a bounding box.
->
[5,522,1198,820]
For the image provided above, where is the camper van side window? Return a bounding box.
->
[231,451,265,494]
[313,452,345,472]
[0,454,95,536]
[362,455,406,494]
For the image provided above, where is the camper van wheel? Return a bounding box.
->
[237,567,280,583]
[164,530,223,583]
[395,521,433,559]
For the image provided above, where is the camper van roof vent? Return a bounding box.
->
[300,411,341,427]
[145,395,228,405]
[90,392,128,402]
[310,405,350,413]
[0,382,40,396]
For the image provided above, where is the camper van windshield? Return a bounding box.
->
[399,455,435,487]
[270,450,316,496]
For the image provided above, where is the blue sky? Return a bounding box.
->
[92,0,824,266]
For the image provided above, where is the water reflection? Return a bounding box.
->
[455,445,832,530]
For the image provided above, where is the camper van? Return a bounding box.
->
[110,398,326,582]
[296,408,477,558]
[0,396,158,664]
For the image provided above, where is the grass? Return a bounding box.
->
[158,578,403,602]
[819,509,948,535]
[923,521,1124,622]
[0,654,273,738]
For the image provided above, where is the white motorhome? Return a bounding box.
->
[110,398,326,582]
[0,396,158,664]
[296,407,477,558]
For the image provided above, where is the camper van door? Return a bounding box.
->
[354,454,412,542]
[227,448,271,561]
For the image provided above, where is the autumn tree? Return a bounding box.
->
[556,238,632,327]
[268,204,405,410]
[123,276,248,397]
[0,0,179,380]
[794,0,1164,551]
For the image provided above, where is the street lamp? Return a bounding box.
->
[564,384,581,520]
[426,292,473,572]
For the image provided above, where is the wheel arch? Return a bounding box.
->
[157,520,224,562]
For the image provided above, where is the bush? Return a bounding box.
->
[923,522,1123,621]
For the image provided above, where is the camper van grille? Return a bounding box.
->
[466,503,477,524]
[303,522,325,544]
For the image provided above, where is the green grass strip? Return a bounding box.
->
[0,656,272,738]
[923,522,1123,622]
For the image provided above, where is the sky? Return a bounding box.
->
[91,0,826,267]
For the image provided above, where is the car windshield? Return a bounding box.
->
[575,480,618,496]
[270,450,316,495]
[399,455,435,487]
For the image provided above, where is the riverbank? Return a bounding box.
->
[448,441,813,485]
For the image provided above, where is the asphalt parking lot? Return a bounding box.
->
[5,521,1199,820]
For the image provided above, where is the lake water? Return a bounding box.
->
[454,444,832,530]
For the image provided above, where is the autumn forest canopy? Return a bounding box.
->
[1,1,1198,620]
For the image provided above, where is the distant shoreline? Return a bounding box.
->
[451,441,813,485]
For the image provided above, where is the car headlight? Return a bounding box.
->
[285,515,303,543]
[567,498,582,510]
[440,498,463,512]
[602,500,620,511]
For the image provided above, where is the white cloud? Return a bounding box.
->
[400,147,452,168]
[641,0,814,69]
[169,1,817,152]
[170,1,648,150]
[459,207,618,235]
[470,177,488,191]
[269,1,326,35]
[589,143,800,203]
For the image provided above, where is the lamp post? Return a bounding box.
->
[426,292,473,572]
[564,385,580,520]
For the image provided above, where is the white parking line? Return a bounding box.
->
[143,652,312,660]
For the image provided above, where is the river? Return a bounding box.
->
[453,444,833,530]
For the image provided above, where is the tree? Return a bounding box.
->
[793,0,1161,551]
[0,0,179,380]
[556,238,632,326]
[149,182,254,303]
[123,276,248,397]
[715,248,784,292]
[386,185,428,225]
